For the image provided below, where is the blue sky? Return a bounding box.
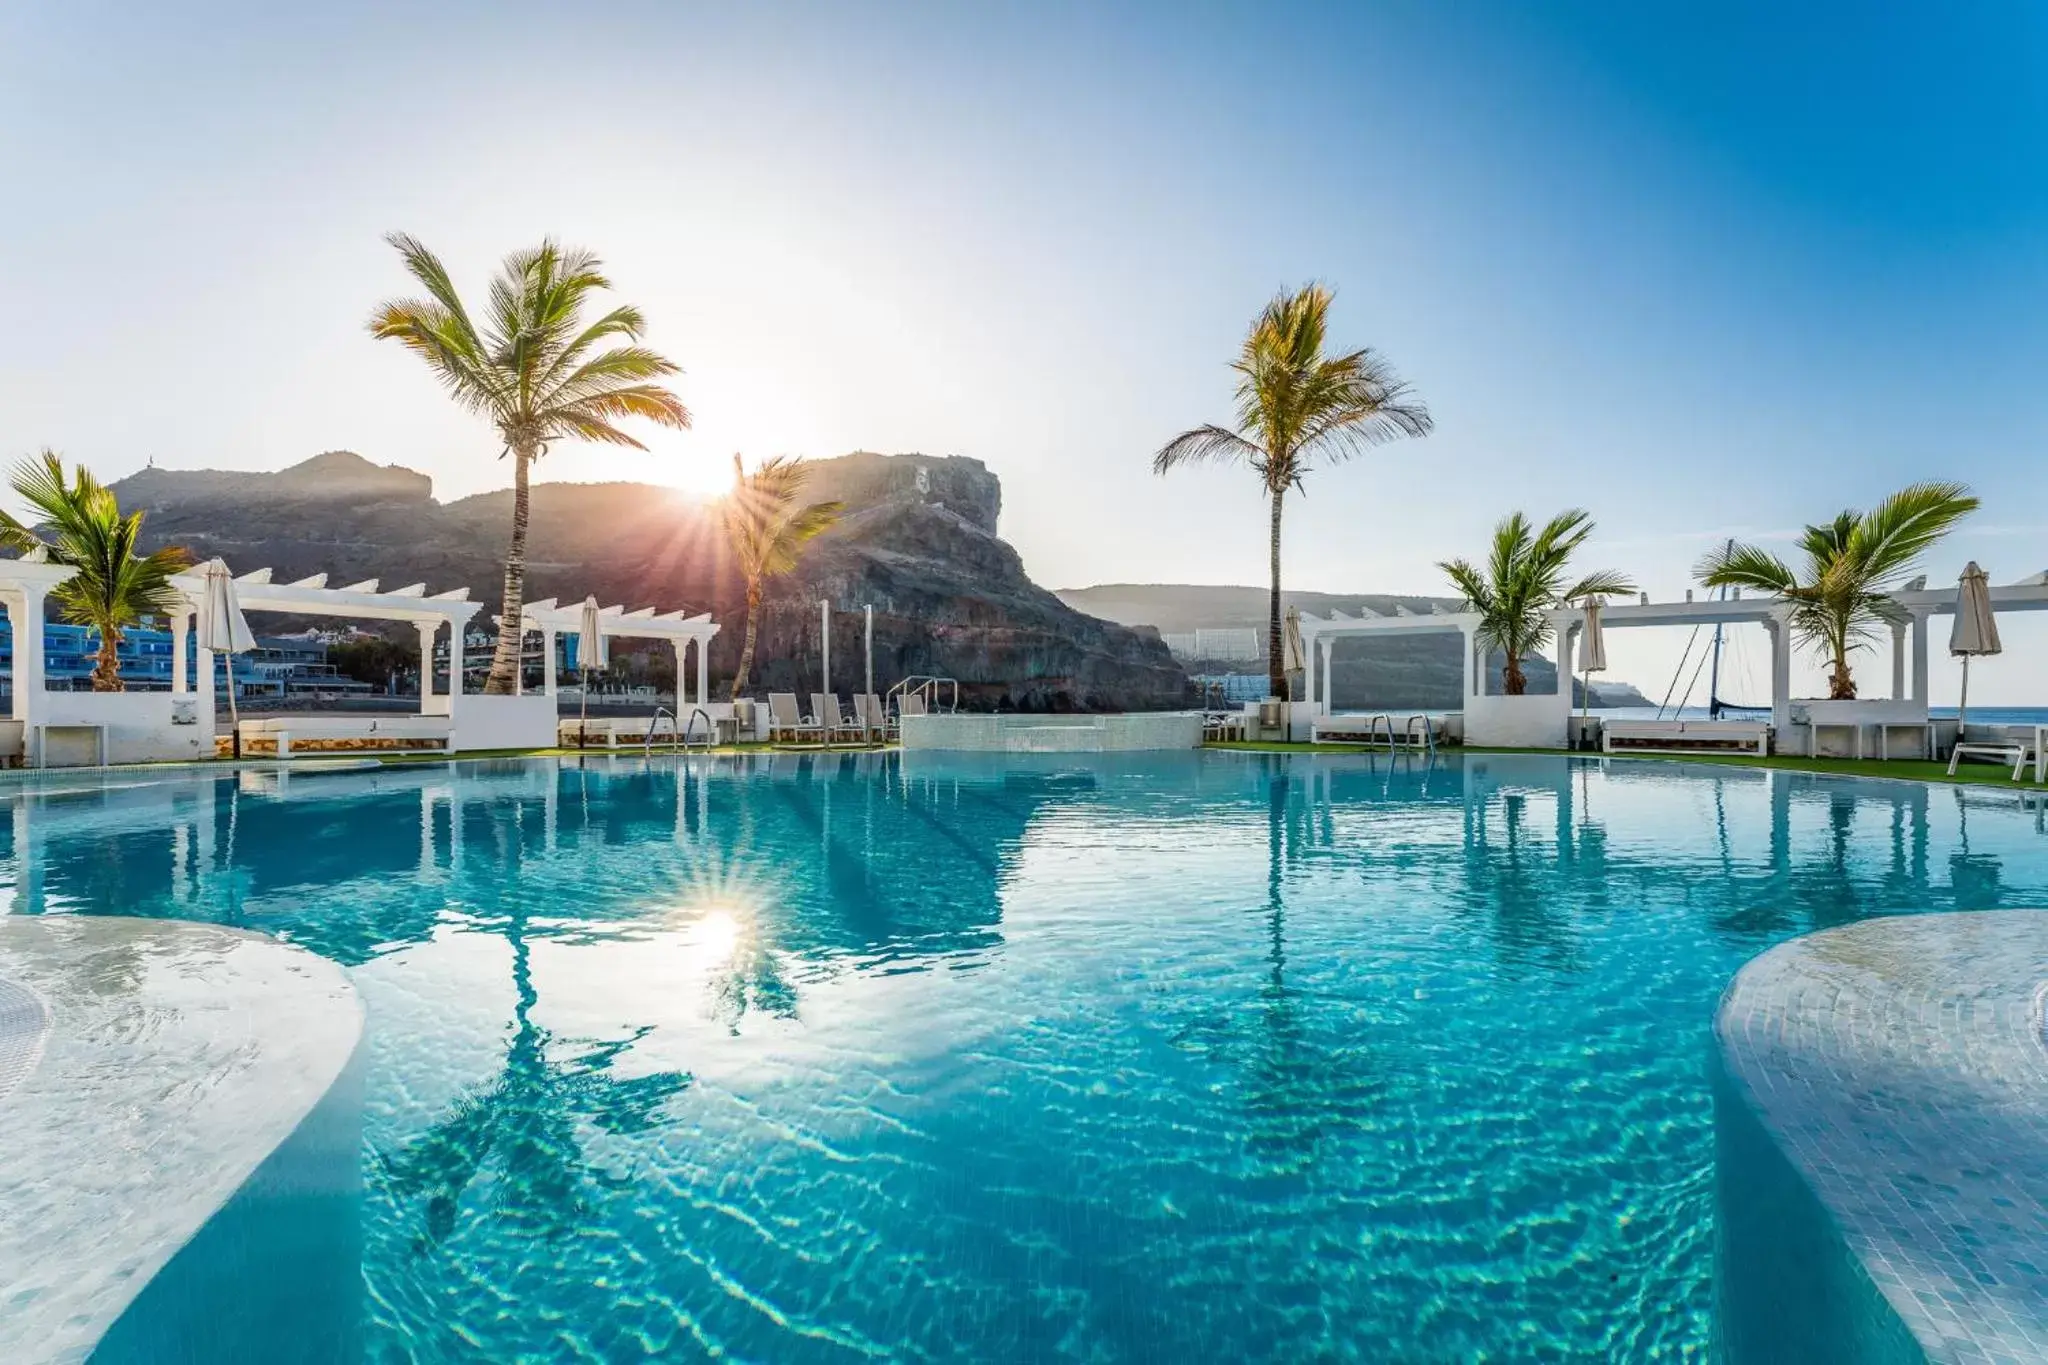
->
[3,2,2045,701]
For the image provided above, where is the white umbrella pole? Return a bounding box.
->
[1958,656,1970,734]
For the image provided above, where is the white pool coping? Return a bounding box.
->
[0,917,362,1364]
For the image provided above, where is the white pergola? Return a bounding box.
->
[515,598,721,708]
[1300,573,2048,747]
[165,568,482,716]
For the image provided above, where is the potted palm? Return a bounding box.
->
[1696,481,1977,755]
[1440,509,1633,747]
[0,453,190,691]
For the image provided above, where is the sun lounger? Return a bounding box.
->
[1948,740,2036,781]
[812,694,866,745]
[768,692,825,745]
[855,693,890,741]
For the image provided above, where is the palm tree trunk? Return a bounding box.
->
[1266,487,1286,700]
[1830,651,1857,700]
[91,627,122,692]
[485,442,535,695]
[729,581,762,701]
[1503,655,1526,696]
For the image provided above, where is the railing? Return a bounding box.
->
[885,676,960,714]
[681,707,715,751]
[642,707,680,755]
[1404,713,1438,757]
[1366,713,1396,752]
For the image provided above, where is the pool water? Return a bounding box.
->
[10,750,2044,1362]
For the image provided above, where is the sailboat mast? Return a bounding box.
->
[1707,537,1733,720]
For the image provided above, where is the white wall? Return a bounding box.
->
[900,712,1203,752]
[1464,693,1569,749]
[451,695,555,752]
[36,692,211,765]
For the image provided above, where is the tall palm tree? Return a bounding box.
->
[0,452,189,691]
[1154,284,1432,698]
[1695,482,1977,700]
[1439,509,1633,696]
[369,235,689,694]
[720,455,843,699]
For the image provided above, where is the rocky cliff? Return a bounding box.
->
[112,451,1190,711]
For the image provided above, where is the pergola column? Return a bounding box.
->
[1766,612,1793,738]
[673,639,689,707]
[11,587,45,732]
[449,620,464,696]
[1317,636,1331,711]
[541,628,557,696]
[696,635,709,711]
[171,610,190,693]
[1461,625,1477,700]
[1910,608,1931,706]
[415,621,438,713]
[1891,620,1907,700]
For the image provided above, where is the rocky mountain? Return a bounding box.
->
[1055,582,1654,710]
[112,451,1190,710]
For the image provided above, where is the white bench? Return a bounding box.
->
[239,716,452,757]
[1603,719,1768,756]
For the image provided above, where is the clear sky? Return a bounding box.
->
[4,2,2046,702]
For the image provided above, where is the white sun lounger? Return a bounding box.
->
[768,693,825,745]
[1948,740,2037,782]
[855,693,890,741]
[812,694,866,746]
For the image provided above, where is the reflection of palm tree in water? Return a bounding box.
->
[1235,766,1380,1171]
[1461,792,1576,974]
[381,798,693,1250]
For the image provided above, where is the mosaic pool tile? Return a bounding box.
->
[1717,910,2048,1364]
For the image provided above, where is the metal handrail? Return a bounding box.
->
[681,707,715,751]
[1404,713,1437,757]
[1365,713,1396,753]
[643,706,680,755]
[885,675,960,714]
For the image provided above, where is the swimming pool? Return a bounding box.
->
[8,750,2043,1360]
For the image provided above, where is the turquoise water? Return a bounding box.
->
[11,750,2045,1361]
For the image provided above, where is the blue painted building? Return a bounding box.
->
[0,620,371,697]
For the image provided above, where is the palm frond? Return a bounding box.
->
[1152,425,1261,475]
[1696,543,1799,594]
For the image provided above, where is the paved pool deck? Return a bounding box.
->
[0,917,361,1363]
[1717,910,2048,1364]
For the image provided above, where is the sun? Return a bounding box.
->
[666,452,735,500]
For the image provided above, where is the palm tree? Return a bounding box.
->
[1154,284,1432,698]
[368,235,689,694]
[0,452,189,691]
[720,455,843,699]
[1695,482,1978,700]
[1439,509,1633,696]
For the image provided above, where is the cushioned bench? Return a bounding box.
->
[237,716,452,757]
[1603,719,1768,756]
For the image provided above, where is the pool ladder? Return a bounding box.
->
[643,707,717,755]
[1363,713,1438,757]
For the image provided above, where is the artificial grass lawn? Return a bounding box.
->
[1201,739,2046,790]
